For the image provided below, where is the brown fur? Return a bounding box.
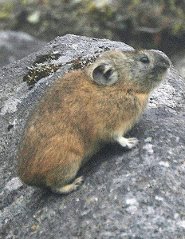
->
[17,50,170,193]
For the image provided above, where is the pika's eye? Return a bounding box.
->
[139,56,150,64]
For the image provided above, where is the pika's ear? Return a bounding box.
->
[92,63,118,85]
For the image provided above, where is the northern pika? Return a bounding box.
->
[17,49,170,194]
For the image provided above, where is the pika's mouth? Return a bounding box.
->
[156,60,170,71]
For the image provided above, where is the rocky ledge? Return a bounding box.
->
[0,34,185,239]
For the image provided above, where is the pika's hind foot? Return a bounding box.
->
[51,176,84,194]
[115,136,138,149]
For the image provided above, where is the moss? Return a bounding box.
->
[33,52,61,65]
[0,2,13,20]
[23,52,61,87]
[172,21,185,35]
[23,64,60,87]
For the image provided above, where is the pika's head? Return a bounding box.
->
[87,49,171,93]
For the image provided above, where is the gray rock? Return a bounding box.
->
[179,65,185,78]
[0,34,185,239]
[172,50,185,79]
[5,177,23,191]
[0,31,45,67]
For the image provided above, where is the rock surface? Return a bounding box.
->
[0,34,185,239]
[0,31,45,67]
[172,50,185,79]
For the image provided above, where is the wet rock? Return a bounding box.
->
[0,34,185,239]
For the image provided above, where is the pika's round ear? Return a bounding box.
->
[92,63,118,85]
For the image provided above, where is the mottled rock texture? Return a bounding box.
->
[0,34,185,239]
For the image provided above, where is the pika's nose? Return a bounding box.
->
[155,52,171,71]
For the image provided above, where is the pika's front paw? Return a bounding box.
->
[115,136,138,149]
[125,137,139,149]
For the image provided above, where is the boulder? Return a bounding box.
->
[172,50,185,79]
[0,34,185,239]
[0,31,45,67]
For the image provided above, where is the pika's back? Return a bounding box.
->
[29,49,171,113]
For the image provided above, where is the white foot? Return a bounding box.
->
[115,136,138,149]
[73,176,84,188]
[52,176,84,194]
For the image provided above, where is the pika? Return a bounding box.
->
[17,49,170,194]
